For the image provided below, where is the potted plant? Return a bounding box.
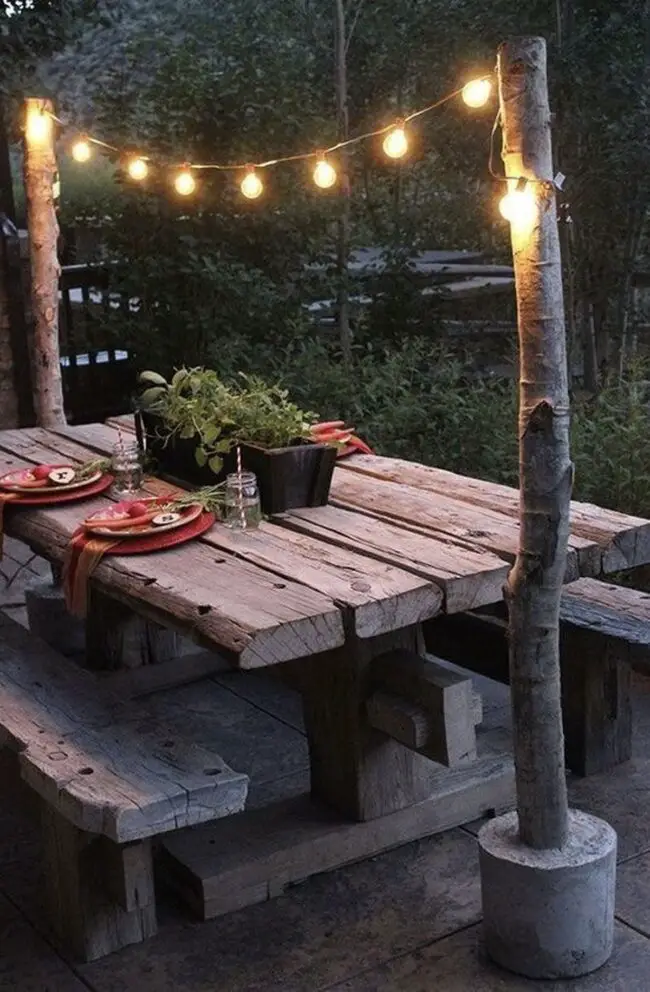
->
[136,367,338,514]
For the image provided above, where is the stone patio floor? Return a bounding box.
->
[3,537,650,991]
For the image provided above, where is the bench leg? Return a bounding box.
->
[85,588,181,671]
[41,805,157,962]
[561,627,632,776]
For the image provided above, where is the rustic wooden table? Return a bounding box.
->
[1,421,649,920]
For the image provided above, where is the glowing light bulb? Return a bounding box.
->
[462,78,492,108]
[127,157,148,181]
[499,184,537,228]
[241,169,263,200]
[71,139,92,163]
[25,108,51,144]
[174,169,196,196]
[313,158,337,189]
[382,125,408,160]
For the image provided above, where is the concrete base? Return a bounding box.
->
[25,580,85,657]
[479,808,616,979]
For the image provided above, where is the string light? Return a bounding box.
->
[71,138,92,163]
[499,179,537,228]
[462,78,492,108]
[382,123,408,160]
[241,168,264,199]
[25,107,51,144]
[174,167,196,196]
[56,73,494,197]
[127,157,149,181]
[312,157,337,189]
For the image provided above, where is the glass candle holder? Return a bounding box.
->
[110,440,143,498]
[223,471,261,531]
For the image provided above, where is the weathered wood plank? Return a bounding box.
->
[340,455,650,573]
[330,468,599,580]
[0,613,248,843]
[0,432,440,653]
[300,625,443,821]
[159,751,515,921]
[0,426,96,466]
[367,688,482,751]
[424,592,636,776]
[562,578,650,635]
[279,504,510,613]
[369,649,477,766]
[202,521,443,638]
[561,625,633,776]
[42,805,157,962]
[0,451,345,667]
[85,588,181,672]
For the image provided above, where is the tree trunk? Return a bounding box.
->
[580,298,599,393]
[0,229,19,427]
[0,97,17,222]
[23,98,66,428]
[334,0,352,367]
[498,38,571,850]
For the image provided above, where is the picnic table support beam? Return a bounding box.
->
[85,588,182,672]
[23,99,66,429]
[301,626,438,820]
[478,37,616,980]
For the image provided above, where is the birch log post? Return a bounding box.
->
[500,40,571,852]
[334,0,352,368]
[477,38,616,980]
[23,99,66,428]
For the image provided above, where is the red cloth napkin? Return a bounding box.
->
[63,511,216,618]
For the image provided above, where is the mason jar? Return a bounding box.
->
[223,471,262,530]
[110,440,143,498]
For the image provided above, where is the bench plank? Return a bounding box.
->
[0,614,248,843]
[424,575,648,776]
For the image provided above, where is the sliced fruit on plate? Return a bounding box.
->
[152,511,181,527]
[33,464,55,480]
[83,504,152,529]
[47,467,76,486]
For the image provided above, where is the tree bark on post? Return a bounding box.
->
[478,39,616,980]
[499,38,571,851]
[334,0,352,368]
[23,98,66,428]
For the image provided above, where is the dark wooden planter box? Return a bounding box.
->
[137,410,336,515]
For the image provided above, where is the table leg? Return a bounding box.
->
[85,588,181,672]
[300,625,448,821]
[159,625,515,920]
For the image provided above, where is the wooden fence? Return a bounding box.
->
[0,219,136,425]
[58,261,136,424]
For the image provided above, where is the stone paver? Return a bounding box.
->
[0,893,88,992]
[326,922,650,992]
[80,829,481,992]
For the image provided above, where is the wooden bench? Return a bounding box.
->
[424,577,650,777]
[0,612,249,962]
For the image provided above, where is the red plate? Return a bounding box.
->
[99,511,216,555]
[83,498,202,538]
[2,474,114,505]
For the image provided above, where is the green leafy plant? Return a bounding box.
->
[139,367,317,474]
